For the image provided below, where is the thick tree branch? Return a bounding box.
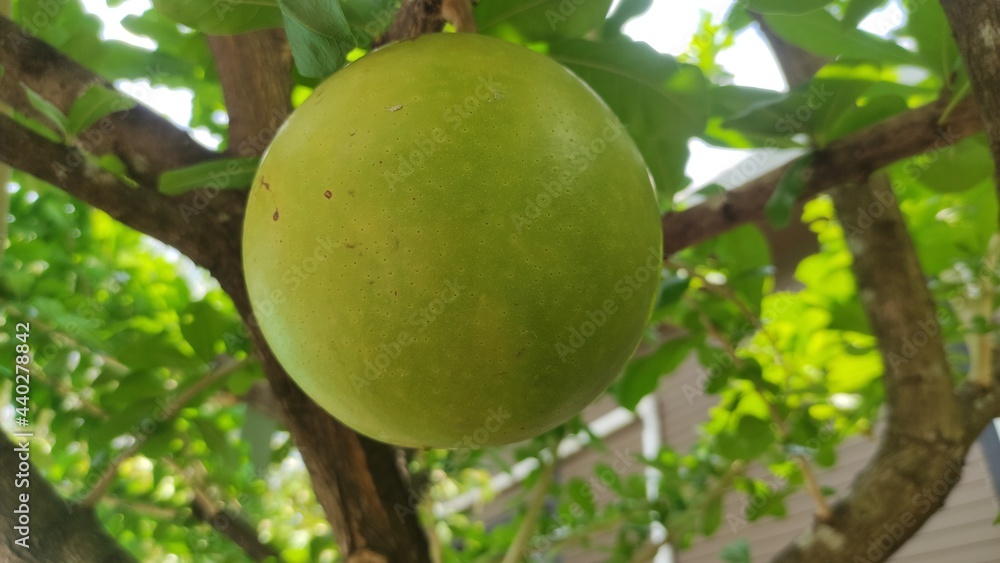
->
[205,29,431,563]
[206,29,293,156]
[773,175,968,563]
[662,95,982,256]
[0,432,136,562]
[0,16,247,280]
[0,16,214,188]
[0,113,241,276]
[941,0,1000,212]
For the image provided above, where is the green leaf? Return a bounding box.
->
[116,332,200,371]
[722,78,872,144]
[714,225,772,313]
[102,371,167,411]
[549,39,708,199]
[765,155,813,228]
[702,495,723,535]
[721,539,752,563]
[567,478,596,517]
[475,0,613,40]
[89,397,163,450]
[715,415,774,460]
[841,0,886,31]
[152,0,283,34]
[339,0,397,45]
[66,86,138,137]
[158,157,260,195]
[279,0,357,78]
[654,274,691,312]
[709,85,786,119]
[763,10,922,66]
[193,418,239,473]
[899,0,958,76]
[140,427,181,459]
[602,0,652,37]
[22,84,69,137]
[745,0,832,15]
[616,336,695,410]
[180,300,229,362]
[916,136,994,194]
[825,95,908,141]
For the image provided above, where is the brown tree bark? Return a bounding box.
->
[0,433,135,562]
[772,176,971,562]
[941,0,1000,208]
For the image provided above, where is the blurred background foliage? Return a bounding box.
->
[2,0,998,561]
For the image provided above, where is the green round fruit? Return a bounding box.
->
[243,33,662,448]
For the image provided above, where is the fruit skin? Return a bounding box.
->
[243,33,662,448]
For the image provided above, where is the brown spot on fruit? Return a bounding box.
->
[261,178,271,191]
[324,190,333,199]
[272,209,279,221]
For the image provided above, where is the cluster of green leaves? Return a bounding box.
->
[4,0,1000,561]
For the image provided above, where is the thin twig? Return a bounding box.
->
[162,457,282,562]
[80,357,249,507]
[500,450,558,563]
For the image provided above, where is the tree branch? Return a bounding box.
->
[0,16,215,187]
[0,431,136,562]
[206,29,293,156]
[772,174,967,563]
[940,0,1000,215]
[0,111,237,263]
[189,488,281,562]
[662,95,982,256]
[939,0,1000,445]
